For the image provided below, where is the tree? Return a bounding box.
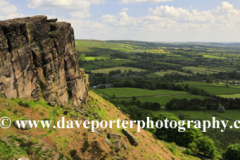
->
[223,143,240,160]
[195,136,216,158]
[132,96,137,101]
[218,106,225,113]
[79,54,85,61]
[186,142,199,155]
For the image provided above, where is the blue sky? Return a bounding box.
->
[1,0,240,42]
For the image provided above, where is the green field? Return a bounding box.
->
[137,95,205,106]
[115,95,205,107]
[91,67,147,74]
[97,88,190,98]
[212,66,237,72]
[80,63,102,70]
[162,55,195,61]
[154,70,192,76]
[191,85,240,95]
[203,55,227,59]
[219,94,240,99]
[75,40,141,53]
[96,88,205,106]
[85,55,111,61]
[183,66,223,75]
[93,59,134,67]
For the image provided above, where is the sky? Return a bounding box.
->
[1,0,240,42]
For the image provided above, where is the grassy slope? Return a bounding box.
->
[0,92,199,160]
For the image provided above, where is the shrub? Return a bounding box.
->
[81,141,90,153]
[223,143,240,160]
[18,101,30,108]
[187,142,199,155]
[167,142,178,155]
[218,106,225,113]
[195,136,216,158]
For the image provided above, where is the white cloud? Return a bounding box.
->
[98,2,240,41]
[119,0,172,4]
[101,11,137,27]
[27,0,105,18]
[0,0,21,20]
[121,8,129,12]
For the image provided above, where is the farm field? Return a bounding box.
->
[190,85,240,95]
[90,66,147,74]
[97,88,190,98]
[176,81,226,86]
[115,95,205,107]
[154,70,192,76]
[203,55,227,59]
[183,66,222,75]
[85,55,111,61]
[137,95,205,106]
[81,63,102,70]
[219,94,240,99]
[93,59,134,67]
[75,40,141,53]
[162,55,195,61]
[212,66,237,72]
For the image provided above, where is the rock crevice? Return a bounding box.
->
[0,15,89,107]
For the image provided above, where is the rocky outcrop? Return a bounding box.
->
[107,133,121,140]
[0,15,89,107]
[122,129,138,146]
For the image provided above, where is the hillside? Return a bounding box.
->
[0,92,200,160]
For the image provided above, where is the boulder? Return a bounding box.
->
[75,108,86,116]
[104,138,110,145]
[48,102,56,106]
[122,129,138,146]
[13,120,32,130]
[113,140,125,152]
[114,156,120,160]
[107,133,121,141]
[93,127,102,136]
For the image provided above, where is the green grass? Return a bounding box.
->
[97,88,190,98]
[90,67,147,74]
[162,55,195,61]
[93,59,133,67]
[192,86,240,95]
[75,40,139,53]
[85,55,110,61]
[219,94,240,99]
[212,66,237,72]
[203,55,227,59]
[114,95,205,106]
[136,95,205,106]
[176,81,226,87]
[80,63,102,70]
[154,70,192,76]
[183,66,223,75]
